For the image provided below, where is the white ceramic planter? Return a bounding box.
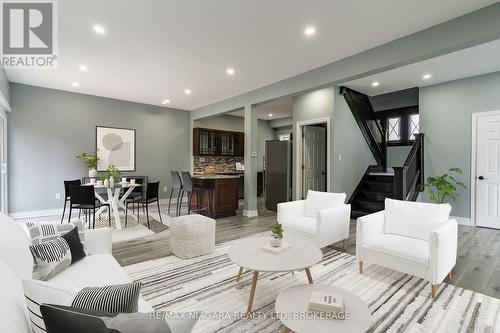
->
[270,237,283,247]
[89,169,97,178]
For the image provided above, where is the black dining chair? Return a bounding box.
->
[179,172,211,216]
[168,171,183,216]
[61,179,81,223]
[68,185,111,229]
[123,177,144,214]
[125,181,162,229]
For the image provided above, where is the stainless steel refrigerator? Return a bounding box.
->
[265,140,292,211]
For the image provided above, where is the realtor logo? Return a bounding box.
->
[0,0,58,68]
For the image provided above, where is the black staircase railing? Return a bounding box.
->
[393,133,425,201]
[340,87,386,170]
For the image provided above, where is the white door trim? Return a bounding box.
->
[0,109,7,214]
[470,110,500,227]
[295,117,331,200]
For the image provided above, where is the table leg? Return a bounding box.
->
[247,271,259,313]
[108,188,122,230]
[305,268,313,284]
[236,267,244,282]
[283,327,290,333]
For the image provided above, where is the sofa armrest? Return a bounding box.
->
[277,200,305,225]
[356,211,385,260]
[84,228,112,255]
[429,218,457,283]
[317,204,351,243]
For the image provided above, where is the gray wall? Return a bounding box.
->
[420,71,500,218]
[332,87,376,198]
[0,69,10,109]
[387,146,411,167]
[291,86,375,200]
[194,114,274,171]
[8,83,190,212]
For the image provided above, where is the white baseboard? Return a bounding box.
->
[451,216,474,226]
[243,209,259,217]
[10,197,187,220]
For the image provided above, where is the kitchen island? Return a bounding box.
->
[192,175,240,218]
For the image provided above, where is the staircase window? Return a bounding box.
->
[387,117,401,142]
[408,114,420,140]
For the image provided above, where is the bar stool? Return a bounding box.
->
[168,171,183,216]
[179,172,212,216]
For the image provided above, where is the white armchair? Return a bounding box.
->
[356,198,457,300]
[277,191,351,248]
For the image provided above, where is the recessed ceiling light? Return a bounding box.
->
[79,65,88,72]
[71,82,79,87]
[161,99,171,105]
[371,81,380,87]
[226,68,235,75]
[268,113,273,117]
[304,26,316,36]
[422,74,432,80]
[184,89,191,95]
[93,24,106,35]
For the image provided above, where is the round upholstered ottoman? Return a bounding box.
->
[169,214,216,259]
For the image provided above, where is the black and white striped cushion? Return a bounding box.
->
[71,282,142,313]
[30,238,72,281]
[26,220,86,247]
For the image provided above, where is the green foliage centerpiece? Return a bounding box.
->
[76,151,100,177]
[270,222,284,247]
[423,167,466,204]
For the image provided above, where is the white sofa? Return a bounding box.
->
[277,191,351,248]
[0,213,194,333]
[356,198,457,300]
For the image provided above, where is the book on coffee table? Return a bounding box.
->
[308,291,345,314]
[262,242,290,254]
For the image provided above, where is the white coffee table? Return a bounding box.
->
[228,237,323,313]
[275,284,372,333]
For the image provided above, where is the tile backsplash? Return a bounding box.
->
[193,156,244,174]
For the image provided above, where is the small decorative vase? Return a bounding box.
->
[109,177,114,188]
[88,169,97,178]
[270,237,282,247]
[103,179,109,188]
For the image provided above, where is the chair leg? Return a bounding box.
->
[60,200,67,223]
[178,190,184,216]
[145,203,150,229]
[93,208,96,229]
[358,261,363,273]
[448,271,452,280]
[125,202,129,227]
[78,209,81,219]
[176,189,182,216]
[188,191,193,215]
[157,199,163,224]
[431,283,437,300]
[342,239,346,250]
[168,189,174,214]
[108,205,111,227]
[68,206,72,223]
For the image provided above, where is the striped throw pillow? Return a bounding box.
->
[71,282,142,314]
[26,220,87,253]
[30,238,72,281]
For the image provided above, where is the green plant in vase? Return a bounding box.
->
[423,167,466,204]
[270,222,284,247]
[76,151,100,177]
[106,165,122,182]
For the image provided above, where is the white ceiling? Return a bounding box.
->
[228,97,293,119]
[344,38,500,96]
[5,0,499,110]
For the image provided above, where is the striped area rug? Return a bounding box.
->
[124,233,500,332]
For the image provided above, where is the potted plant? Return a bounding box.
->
[423,167,466,204]
[270,222,284,247]
[76,151,100,177]
[106,165,122,187]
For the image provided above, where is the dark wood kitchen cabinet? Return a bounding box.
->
[193,128,244,157]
